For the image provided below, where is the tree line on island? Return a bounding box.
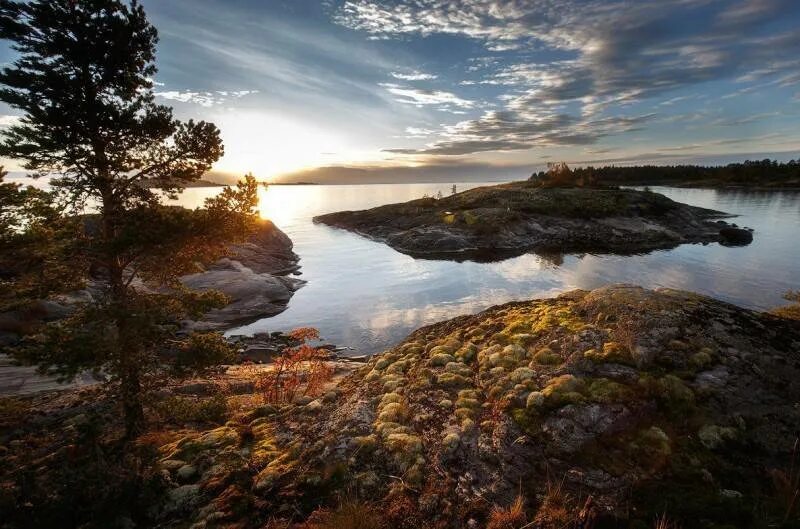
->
[530,159,800,188]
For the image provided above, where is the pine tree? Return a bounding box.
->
[0,0,259,437]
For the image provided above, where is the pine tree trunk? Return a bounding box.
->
[120,352,145,438]
[102,190,146,439]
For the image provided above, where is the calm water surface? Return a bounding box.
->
[178,183,800,355]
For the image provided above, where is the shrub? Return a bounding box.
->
[253,327,333,404]
[174,332,236,373]
[155,394,228,424]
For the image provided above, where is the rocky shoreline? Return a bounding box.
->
[0,219,303,395]
[315,184,753,261]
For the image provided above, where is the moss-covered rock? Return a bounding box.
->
[134,286,800,529]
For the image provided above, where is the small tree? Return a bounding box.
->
[0,0,258,437]
[0,167,85,311]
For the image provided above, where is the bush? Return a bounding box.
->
[174,332,237,373]
[154,394,228,424]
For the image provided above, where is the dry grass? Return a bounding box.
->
[487,495,527,529]
[300,501,382,529]
[533,478,574,529]
[653,513,680,529]
[771,437,800,522]
[135,429,184,448]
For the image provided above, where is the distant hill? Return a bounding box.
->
[273,163,526,185]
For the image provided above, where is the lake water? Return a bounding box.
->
[177,183,800,355]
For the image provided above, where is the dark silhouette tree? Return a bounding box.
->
[0,0,258,437]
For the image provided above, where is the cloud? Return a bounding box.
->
[655,133,784,153]
[0,115,21,127]
[390,70,438,81]
[154,89,258,107]
[403,127,437,138]
[335,0,800,156]
[379,83,474,108]
[710,112,780,126]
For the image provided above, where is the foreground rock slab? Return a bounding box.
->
[315,184,750,261]
[145,285,798,527]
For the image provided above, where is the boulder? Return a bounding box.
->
[718,226,753,246]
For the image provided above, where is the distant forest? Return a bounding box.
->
[531,159,800,188]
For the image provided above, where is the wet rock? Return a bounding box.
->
[718,226,753,246]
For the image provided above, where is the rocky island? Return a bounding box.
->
[314,182,753,261]
[4,285,798,528]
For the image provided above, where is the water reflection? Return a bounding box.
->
[177,184,800,355]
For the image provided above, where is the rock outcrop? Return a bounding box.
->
[314,183,751,261]
[181,219,304,330]
[146,285,799,528]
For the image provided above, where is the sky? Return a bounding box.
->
[2,0,800,183]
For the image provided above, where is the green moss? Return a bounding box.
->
[584,342,635,365]
[526,391,544,409]
[461,418,476,434]
[377,402,408,423]
[698,424,738,450]
[532,347,562,365]
[385,433,423,470]
[458,389,479,400]
[509,367,535,383]
[587,378,633,403]
[668,339,689,351]
[503,344,528,362]
[455,343,478,363]
[455,397,480,409]
[364,370,382,382]
[489,366,506,377]
[374,358,392,371]
[386,359,410,374]
[351,434,378,454]
[628,426,671,466]
[436,372,471,388]
[444,361,473,377]
[504,321,531,334]
[380,392,403,406]
[510,407,538,434]
[656,374,695,411]
[454,408,475,420]
[541,374,586,409]
[690,349,713,369]
[429,353,456,367]
[442,432,460,452]
[490,332,512,346]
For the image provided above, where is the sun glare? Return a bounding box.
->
[211,110,346,179]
